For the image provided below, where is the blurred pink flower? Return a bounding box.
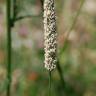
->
[0,51,5,63]
[0,14,3,23]
[0,14,4,37]
[0,25,3,37]
[27,72,39,81]
[18,25,28,38]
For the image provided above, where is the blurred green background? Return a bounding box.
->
[0,0,96,96]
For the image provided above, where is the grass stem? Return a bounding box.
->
[49,71,51,96]
[6,0,12,96]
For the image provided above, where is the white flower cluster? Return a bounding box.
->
[44,0,57,71]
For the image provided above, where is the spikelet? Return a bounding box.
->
[44,0,57,71]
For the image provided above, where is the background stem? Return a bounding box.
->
[60,0,86,54]
[6,0,12,96]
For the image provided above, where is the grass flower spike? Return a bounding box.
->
[44,0,57,71]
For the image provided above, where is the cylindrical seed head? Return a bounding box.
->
[44,0,57,71]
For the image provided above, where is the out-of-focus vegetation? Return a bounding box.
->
[0,0,96,96]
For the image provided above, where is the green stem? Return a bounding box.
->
[13,0,17,19]
[12,0,17,26]
[49,71,51,96]
[56,61,66,87]
[14,14,42,22]
[6,0,12,96]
